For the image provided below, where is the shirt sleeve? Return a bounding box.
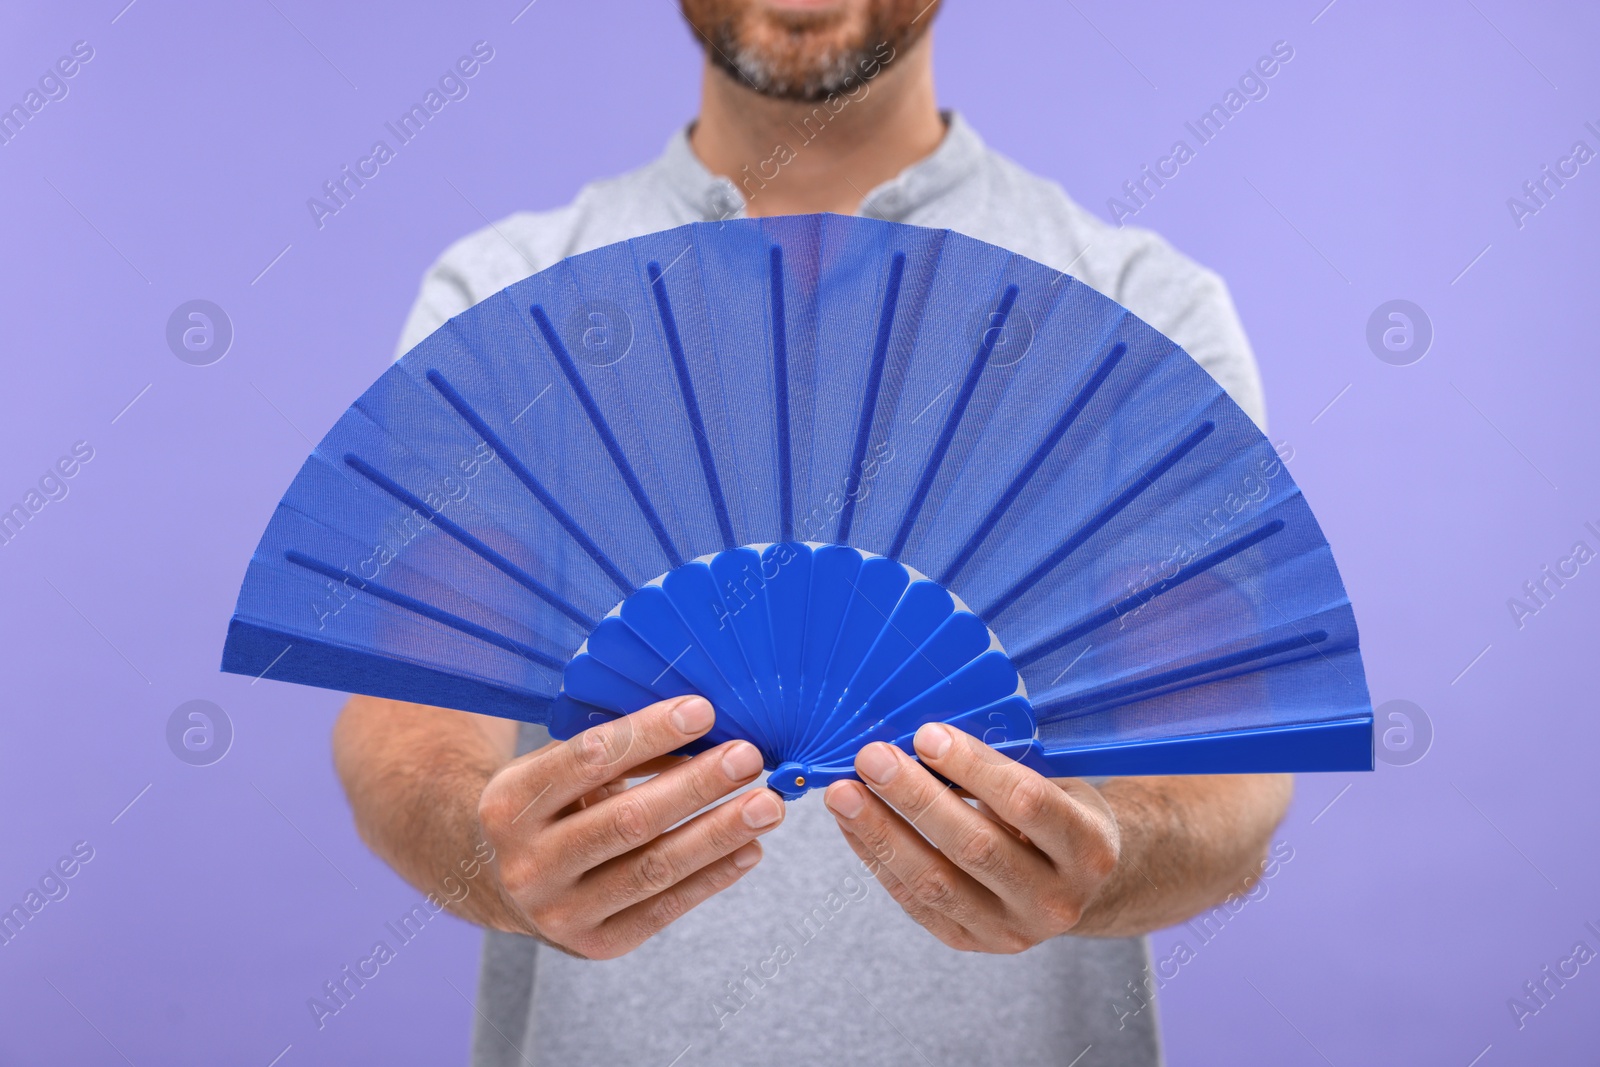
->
[1112,235,1268,432]
[394,253,481,360]
[391,208,567,359]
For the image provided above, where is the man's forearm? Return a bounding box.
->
[332,696,528,933]
[1073,773,1293,938]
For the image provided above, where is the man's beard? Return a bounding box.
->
[680,1,937,102]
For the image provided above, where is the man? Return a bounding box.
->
[333,1,1289,1064]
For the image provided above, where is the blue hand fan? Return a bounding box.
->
[222,214,1373,798]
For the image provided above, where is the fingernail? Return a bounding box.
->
[914,722,952,760]
[742,790,783,829]
[671,696,714,735]
[857,743,899,786]
[825,781,866,820]
[721,741,763,781]
[731,842,762,870]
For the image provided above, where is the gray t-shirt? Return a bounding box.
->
[397,113,1266,1067]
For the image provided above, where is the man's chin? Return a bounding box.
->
[712,24,884,100]
[684,0,932,101]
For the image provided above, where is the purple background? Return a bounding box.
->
[2,0,1596,1063]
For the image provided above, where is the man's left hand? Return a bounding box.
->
[824,723,1120,954]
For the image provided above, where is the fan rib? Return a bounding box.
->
[835,251,907,542]
[1012,518,1287,668]
[808,610,992,761]
[623,584,779,756]
[528,305,683,569]
[582,618,703,714]
[940,341,1128,586]
[769,246,794,543]
[761,542,811,749]
[647,261,737,552]
[1034,630,1329,722]
[564,655,659,716]
[425,370,633,596]
[342,453,598,630]
[798,547,863,733]
[799,559,910,755]
[706,550,787,753]
[808,647,1018,765]
[983,420,1217,620]
[282,549,564,671]
[889,283,1020,560]
[805,580,954,754]
[660,566,780,757]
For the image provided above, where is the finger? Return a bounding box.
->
[912,723,1116,868]
[823,775,1002,934]
[591,841,765,960]
[973,799,1032,844]
[569,777,630,814]
[853,739,1050,899]
[549,738,772,873]
[503,696,718,822]
[833,822,977,951]
[582,784,785,917]
[626,754,691,779]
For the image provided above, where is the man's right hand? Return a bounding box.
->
[476,695,784,960]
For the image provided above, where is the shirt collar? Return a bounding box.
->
[655,125,746,220]
[857,111,986,221]
[654,110,986,222]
